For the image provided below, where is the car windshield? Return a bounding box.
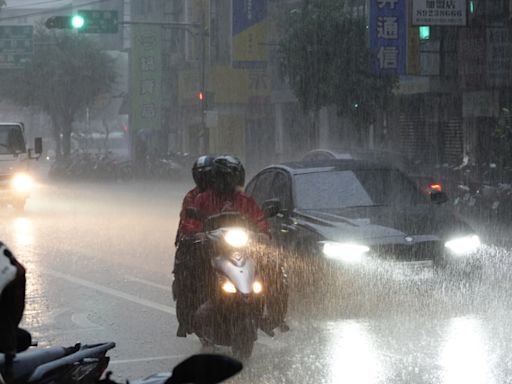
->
[0,125,26,155]
[294,169,427,210]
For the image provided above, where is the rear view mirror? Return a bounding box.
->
[34,137,43,155]
[431,191,448,205]
[166,354,243,384]
[262,199,281,218]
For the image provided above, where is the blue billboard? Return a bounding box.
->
[370,0,407,75]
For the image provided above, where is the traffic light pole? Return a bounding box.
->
[120,20,208,154]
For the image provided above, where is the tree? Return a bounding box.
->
[279,0,397,123]
[0,26,116,160]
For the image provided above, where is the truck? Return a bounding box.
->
[0,122,42,211]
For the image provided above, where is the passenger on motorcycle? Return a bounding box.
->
[173,155,215,337]
[182,155,288,335]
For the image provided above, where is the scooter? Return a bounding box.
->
[186,210,271,359]
[0,341,115,384]
[1,342,242,384]
[100,354,242,384]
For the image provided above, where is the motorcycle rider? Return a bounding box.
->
[182,155,288,335]
[173,155,215,337]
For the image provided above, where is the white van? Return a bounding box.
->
[0,123,42,211]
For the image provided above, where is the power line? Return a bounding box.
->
[0,0,113,22]
[3,0,69,9]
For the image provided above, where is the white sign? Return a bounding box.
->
[412,0,466,26]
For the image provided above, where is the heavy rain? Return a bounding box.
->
[1,0,512,384]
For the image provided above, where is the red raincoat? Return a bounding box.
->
[181,190,270,235]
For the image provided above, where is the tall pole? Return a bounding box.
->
[199,11,207,154]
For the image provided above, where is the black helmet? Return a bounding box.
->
[192,155,214,191]
[212,155,245,194]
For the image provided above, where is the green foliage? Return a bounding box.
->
[0,26,116,158]
[279,0,397,121]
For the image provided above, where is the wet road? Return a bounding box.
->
[3,178,512,383]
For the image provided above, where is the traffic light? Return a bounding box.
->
[71,14,85,29]
[419,26,430,40]
[44,10,118,33]
[196,91,214,110]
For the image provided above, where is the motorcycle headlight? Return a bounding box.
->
[322,241,369,263]
[221,280,237,294]
[224,228,249,248]
[444,235,481,256]
[253,281,263,294]
[11,173,33,193]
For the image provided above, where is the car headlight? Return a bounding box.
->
[321,241,370,263]
[444,235,481,256]
[224,228,249,248]
[11,173,34,193]
[221,280,237,294]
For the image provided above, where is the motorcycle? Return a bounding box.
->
[1,342,241,384]
[100,353,242,384]
[0,342,115,384]
[185,208,279,359]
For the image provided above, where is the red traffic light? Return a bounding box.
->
[197,91,205,101]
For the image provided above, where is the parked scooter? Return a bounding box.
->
[185,209,276,359]
[99,354,242,384]
[0,342,115,384]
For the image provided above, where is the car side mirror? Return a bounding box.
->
[262,198,281,218]
[431,191,448,205]
[34,137,43,155]
[166,354,243,384]
[185,207,201,221]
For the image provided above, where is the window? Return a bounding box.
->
[248,171,276,206]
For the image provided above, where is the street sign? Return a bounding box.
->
[412,0,466,26]
[76,10,118,34]
[0,25,33,69]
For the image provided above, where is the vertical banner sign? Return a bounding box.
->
[232,0,268,69]
[130,25,162,131]
[370,0,407,75]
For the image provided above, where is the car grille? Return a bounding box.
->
[373,241,442,262]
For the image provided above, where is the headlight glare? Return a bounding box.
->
[221,280,237,294]
[11,173,33,193]
[224,228,249,248]
[253,281,263,294]
[322,242,369,263]
[445,235,481,255]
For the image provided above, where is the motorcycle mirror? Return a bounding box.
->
[166,354,243,384]
[430,191,449,205]
[262,199,281,218]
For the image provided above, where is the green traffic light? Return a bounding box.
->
[419,26,430,40]
[71,14,85,29]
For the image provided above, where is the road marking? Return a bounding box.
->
[110,354,187,365]
[42,268,176,316]
[125,275,173,292]
[71,312,103,329]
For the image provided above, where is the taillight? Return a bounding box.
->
[429,183,442,192]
